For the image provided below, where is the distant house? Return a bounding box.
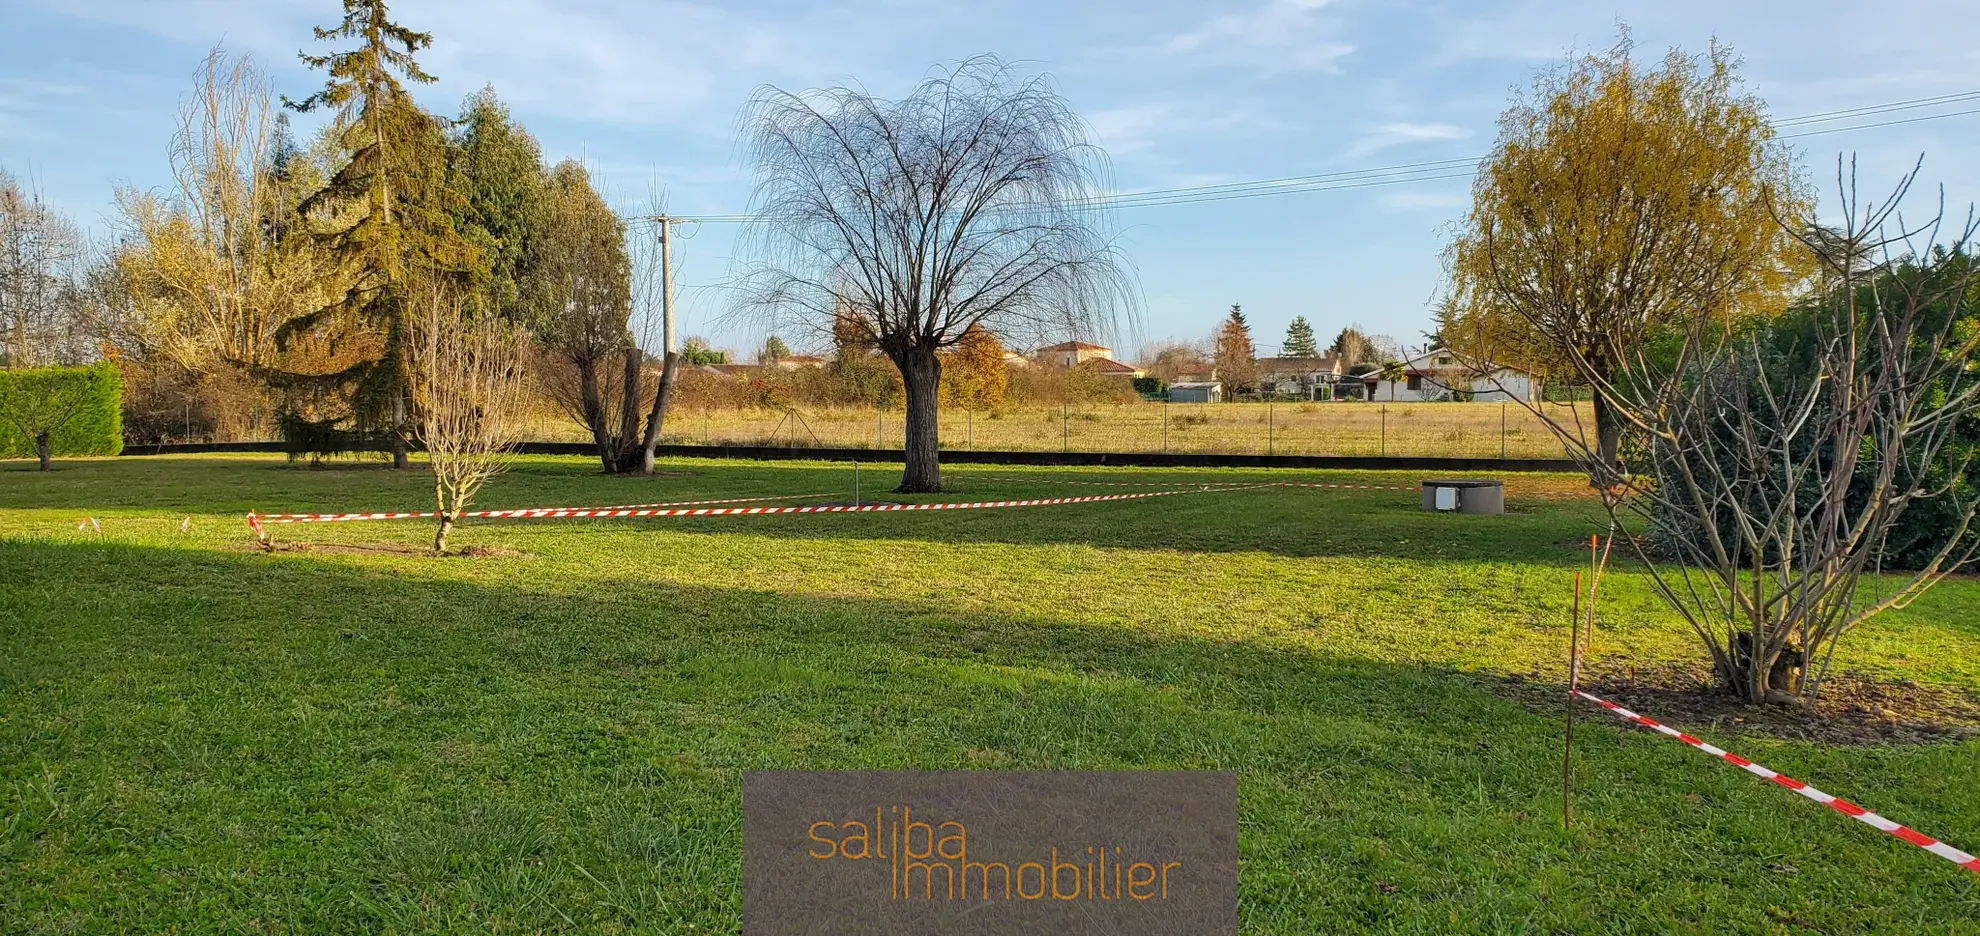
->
[1079,357,1145,379]
[1168,381,1223,403]
[1033,340,1116,368]
[1002,350,1030,369]
[1257,355,1344,400]
[1173,368,1217,385]
[1360,350,1542,402]
[769,354,827,370]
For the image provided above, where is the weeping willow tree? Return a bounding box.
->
[736,56,1136,491]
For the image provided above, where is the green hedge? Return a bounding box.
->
[0,362,125,458]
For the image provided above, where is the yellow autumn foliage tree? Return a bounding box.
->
[1441,32,1812,463]
[940,324,1008,412]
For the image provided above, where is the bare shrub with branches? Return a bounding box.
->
[407,282,530,554]
[736,56,1136,491]
[1531,166,1980,705]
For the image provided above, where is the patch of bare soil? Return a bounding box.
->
[243,541,530,559]
[452,544,527,559]
[1497,659,1980,746]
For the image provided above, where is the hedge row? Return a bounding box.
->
[0,361,125,459]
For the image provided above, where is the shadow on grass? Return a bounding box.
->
[4,537,1975,933]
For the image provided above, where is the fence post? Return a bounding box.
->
[1162,401,1169,453]
[966,409,972,449]
[1501,402,1508,459]
[876,406,883,449]
[1268,400,1274,456]
[1062,402,1069,453]
[1380,404,1387,456]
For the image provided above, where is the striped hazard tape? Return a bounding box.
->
[252,492,829,524]
[248,485,1260,532]
[1575,689,1980,874]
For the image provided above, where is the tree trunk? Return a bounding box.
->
[433,510,454,555]
[391,390,410,469]
[36,431,51,471]
[639,350,681,474]
[897,347,942,492]
[575,355,615,474]
[1591,391,1622,476]
[614,346,643,473]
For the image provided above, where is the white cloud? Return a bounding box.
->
[0,75,120,144]
[1347,121,1472,158]
[422,0,820,128]
[32,0,868,130]
[1156,0,1355,72]
[1085,104,1186,155]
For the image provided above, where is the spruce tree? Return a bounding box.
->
[1284,315,1318,357]
[283,0,479,467]
[449,86,548,326]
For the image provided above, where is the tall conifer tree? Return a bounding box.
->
[284,0,478,467]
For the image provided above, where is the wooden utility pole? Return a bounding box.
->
[638,215,679,473]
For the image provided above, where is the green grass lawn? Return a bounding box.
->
[2,454,1977,934]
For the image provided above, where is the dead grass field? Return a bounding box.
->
[530,401,1593,458]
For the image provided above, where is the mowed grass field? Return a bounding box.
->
[2,454,1977,934]
[528,400,1596,459]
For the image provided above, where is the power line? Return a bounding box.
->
[1771,90,1980,127]
[630,89,1980,224]
[1779,106,1980,139]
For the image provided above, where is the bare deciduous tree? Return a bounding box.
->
[114,42,343,451]
[737,56,1135,491]
[407,281,530,554]
[0,169,86,369]
[1554,164,1980,705]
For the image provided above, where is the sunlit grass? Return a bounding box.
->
[2,454,1975,933]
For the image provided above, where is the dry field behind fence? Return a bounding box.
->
[531,401,1594,458]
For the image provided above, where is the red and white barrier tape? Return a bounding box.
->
[248,485,1253,533]
[1575,689,1980,874]
[253,492,828,525]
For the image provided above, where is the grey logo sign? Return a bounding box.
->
[743,770,1236,935]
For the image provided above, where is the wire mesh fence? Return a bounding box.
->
[525,401,1591,458]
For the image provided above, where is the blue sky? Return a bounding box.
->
[7,0,1980,358]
